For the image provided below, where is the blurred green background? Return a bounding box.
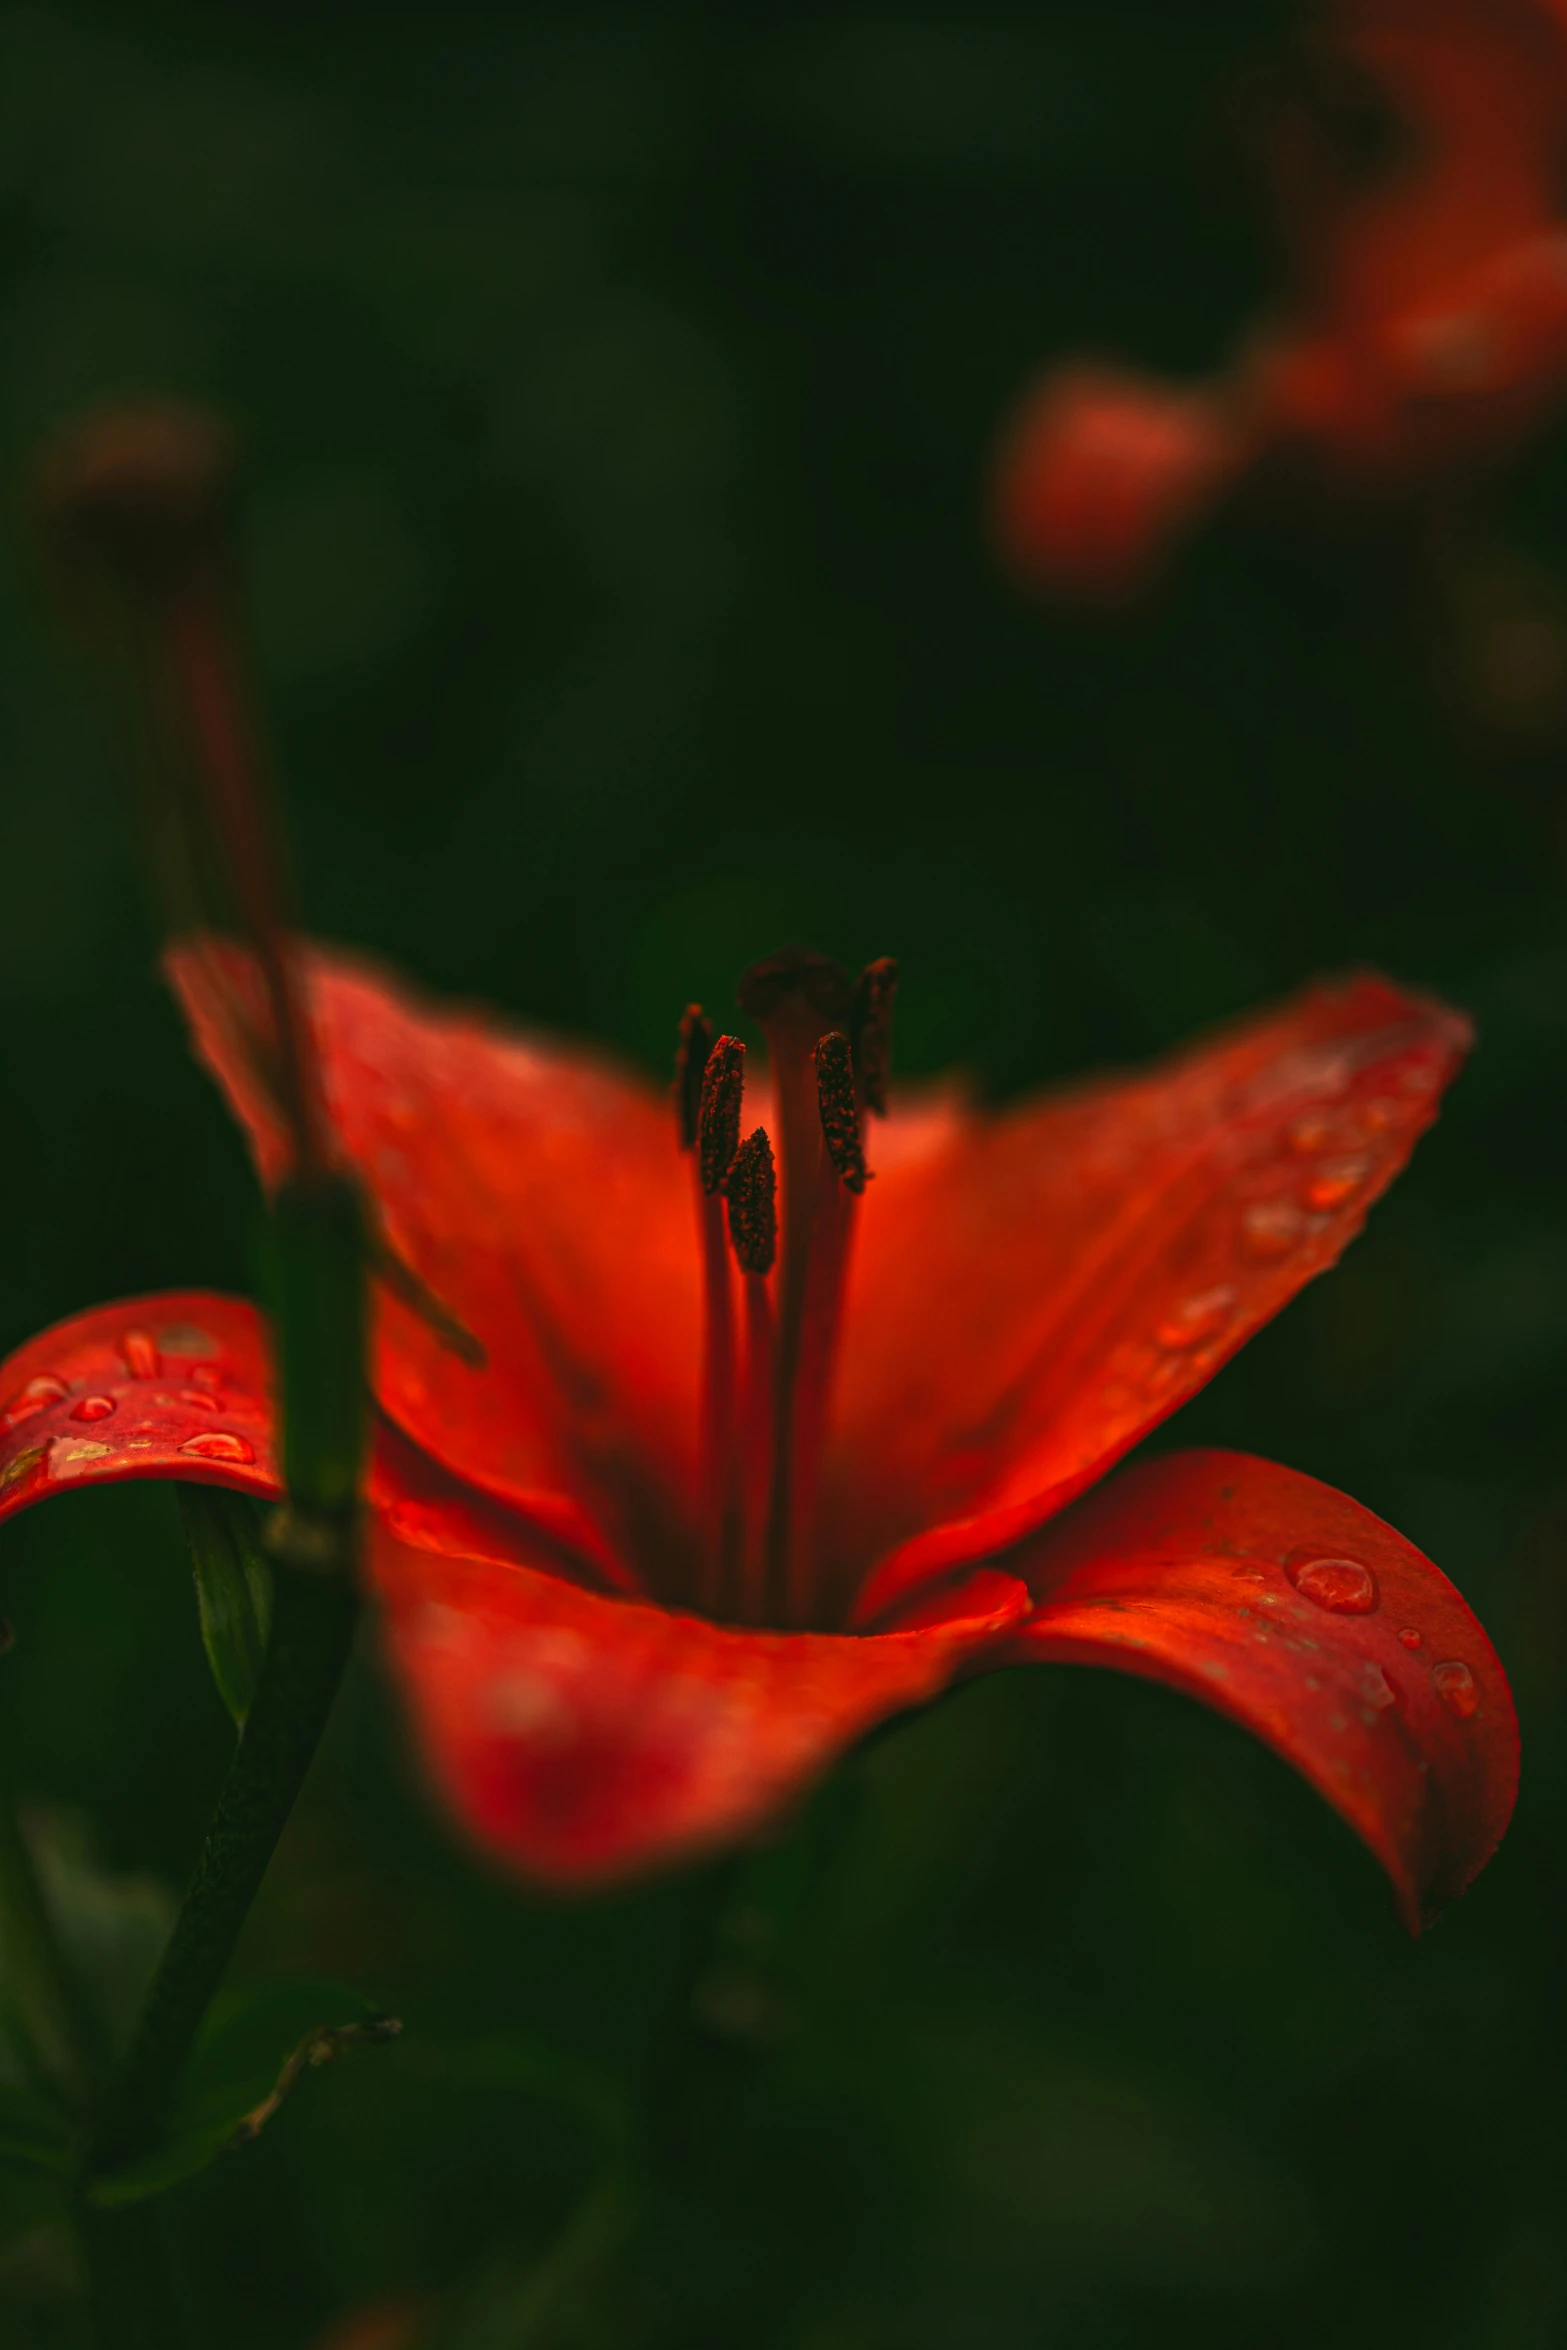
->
[2,2,1565,2343]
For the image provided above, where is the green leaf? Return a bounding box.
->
[89,1977,399,2206]
[0,2084,71,2178]
[178,1486,274,1726]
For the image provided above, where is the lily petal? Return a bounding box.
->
[168,942,705,1587]
[841,973,1469,1625]
[370,1526,1030,1886]
[1005,1448,1518,1931]
[0,1295,646,1601]
[0,1294,279,1512]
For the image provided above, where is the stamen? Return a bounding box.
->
[725,1128,778,1275]
[726,1128,778,1625]
[851,956,899,1116]
[675,1004,714,1149]
[815,1031,869,1193]
[683,1026,745,1612]
[698,1035,746,1195]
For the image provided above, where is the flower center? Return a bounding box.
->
[675,949,897,1629]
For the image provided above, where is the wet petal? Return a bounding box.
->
[370,1524,1028,1887]
[168,940,704,1587]
[839,972,1469,1624]
[0,1294,280,1517]
[1006,1448,1517,1930]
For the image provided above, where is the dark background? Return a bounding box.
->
[2,3,1565,2343]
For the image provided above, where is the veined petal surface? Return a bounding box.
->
[1007,1448,1518,1931]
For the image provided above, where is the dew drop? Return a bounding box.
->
[70,1395,116,1423]
[178,1431,255,1465]
[1397,1626,1423,1650]
[1240,1200,1305,1259]
[1,1375,68,1429]
[178,1390,218,1411]
[1432,1659,1478,1719]
[1287,1556,1380,1614]
[1156,1284,1236,1350]
[1359,1661,1397,1710]
[1302,1155,1371,1212]
[120,1330,160,1380]
[1288,1112,1336,1155]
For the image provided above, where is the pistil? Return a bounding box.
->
[735,953,857,1626]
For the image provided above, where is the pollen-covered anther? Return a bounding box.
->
[815,1031,869,1193]
[675,1003,715,1150]
[698,1035,746,1196]
[726,1129,778,1275]
[851,956,898,1117]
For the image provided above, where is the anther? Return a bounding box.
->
[851,957,898,1117]
[726,1129,778,1275]
[698,1035,746,1195]
[675,1004,715,1150]
[815,1032,868,1193]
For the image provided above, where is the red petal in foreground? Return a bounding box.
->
[0,1295,279,1517]
[168,942,703,1591]
[841,974,1470,1624]
[370,1524,1030,1886]
[1009,1449,1518,1930]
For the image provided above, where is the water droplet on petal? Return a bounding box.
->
[2,1375,69,1429]
[1287,1556,1380,1614]
[1398,1626,1423,1650]
[178,1431,255,1464]
[1289,1112,1335,1154]
[120,1330,160,1380]
[186,1365,222,1393]
[1240,1199,1305,1259]
[70,1396,116,1423]
[1156,1284,1236,1350]
[1302,1155,1371,1212]
[1359,1661,1397,1709]
[178,1390,218,1410]
[1432,1659,1478,1719]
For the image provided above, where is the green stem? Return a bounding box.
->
[83,1552,359,2183]
[0,1771,105,2105]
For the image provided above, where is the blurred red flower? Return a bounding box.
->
[0,947,1516,1926]
[995,0,1567,594]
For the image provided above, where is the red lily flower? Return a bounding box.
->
[995,0,1567,595]
[0,946,1516,1926]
